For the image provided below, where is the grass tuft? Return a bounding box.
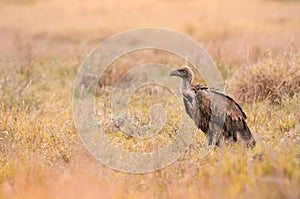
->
[228,50,300,104]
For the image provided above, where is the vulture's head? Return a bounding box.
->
[170,66,194,82]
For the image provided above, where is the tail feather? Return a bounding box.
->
[241,120,256,148]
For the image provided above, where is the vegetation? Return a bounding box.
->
[228,51,300,104]
[0,0,300,198]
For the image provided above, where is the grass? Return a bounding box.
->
[228,50,300,104]
[0,0,300,198]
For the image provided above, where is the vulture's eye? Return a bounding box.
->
[178,69,184,72]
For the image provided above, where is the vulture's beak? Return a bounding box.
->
[170,70,180,77]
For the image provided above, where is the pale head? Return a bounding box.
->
[170,66,194,82]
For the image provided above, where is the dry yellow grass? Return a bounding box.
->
[228,50,300,103]
[0,0,300,198]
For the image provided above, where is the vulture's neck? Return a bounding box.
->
[181,78,192,90]
[180,78,195,102]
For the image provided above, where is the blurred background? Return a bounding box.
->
[1,0,299,62]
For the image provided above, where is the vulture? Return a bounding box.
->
[170,66,256,148]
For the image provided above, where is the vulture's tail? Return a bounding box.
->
[241,120,256,148]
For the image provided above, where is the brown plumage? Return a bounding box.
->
[170,66,256,148]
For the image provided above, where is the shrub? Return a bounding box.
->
[228,51,300,104]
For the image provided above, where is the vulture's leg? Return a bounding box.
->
[206,124,222,146]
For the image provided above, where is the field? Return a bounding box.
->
[0,0,300,198]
